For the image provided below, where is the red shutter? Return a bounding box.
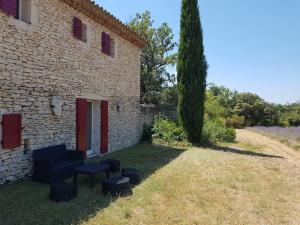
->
[73,17,82,40]
[102,32,111,56]
[76,98,88,157]
[106,34,111,56]
[0,0,2,10]
[1,0,18,18]
[101,101,109,154]
[2,114,22,149]
[102,32,106,54]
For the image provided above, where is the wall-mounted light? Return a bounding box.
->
[24,139,31,155]
[116,103,121,112]
[50,96,64,117]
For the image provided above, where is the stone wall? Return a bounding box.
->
[0,0,142,184]
[141,104,177,126]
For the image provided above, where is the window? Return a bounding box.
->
[73,17,87,43]
[18,0,31,24]
[102,32,115,57]
[0,0,31,23]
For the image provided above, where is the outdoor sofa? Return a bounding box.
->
[32,144,84,184]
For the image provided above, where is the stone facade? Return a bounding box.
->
[0,0,144,184]
[141,104,177,126]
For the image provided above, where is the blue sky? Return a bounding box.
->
[96,0,300,104]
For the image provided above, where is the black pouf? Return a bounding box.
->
[50,181,77,202]
[122,168,140,185]
[102,176,131,197]
[100,159,120,172]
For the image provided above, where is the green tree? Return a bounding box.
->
[205,91,226,119]
[177,0,208,143]
[208,84,239,114]
[278,103,300,126]
[160,86,178,105]
[233,93,279,126]
[128,11,177,104]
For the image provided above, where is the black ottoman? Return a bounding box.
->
[50,181,77,202]
[102,176,131,197]
[100,159,120,172]
[122,168,140,185]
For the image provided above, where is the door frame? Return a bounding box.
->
[86,100,94,156]
[101,100,109,154]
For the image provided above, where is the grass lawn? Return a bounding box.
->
[0,130,299,225]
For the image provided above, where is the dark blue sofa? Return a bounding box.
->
[32,144,84,184]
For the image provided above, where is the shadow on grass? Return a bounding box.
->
[0,144,186,225]
[209,145,284,159]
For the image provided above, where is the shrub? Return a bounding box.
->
[152,116,236,145]
[152,117,186,142]
[278,118,290,127]
[222,127,237,142]
[202,119,236,144]
[225,115,246,129]
[141,123,153,143]
[288,116,300,127]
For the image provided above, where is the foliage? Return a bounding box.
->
[128,11,177,105]
[288,116,300,126]
[152,117,186,142]
[177,0,208,143]
[233,93,279,126]
[209,84,239,113]
[160,86,178,105]
[205,84,289,127]
[225,115,246,129]
[205,91,227,119]
[202,119,236,144]
[152,116,236,145]
[205,88,245,128]
[141,124,153,143]
[277,103,300,127]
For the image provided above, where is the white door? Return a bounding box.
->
[86,101,93,156]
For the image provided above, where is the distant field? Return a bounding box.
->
[247,126,300,151]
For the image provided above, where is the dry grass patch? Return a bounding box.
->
[83,144,299,225]
[1,131,299,225]
[231,142,267,152]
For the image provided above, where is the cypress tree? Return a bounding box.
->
[177,0,208,143]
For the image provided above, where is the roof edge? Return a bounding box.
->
[61,0,148,48]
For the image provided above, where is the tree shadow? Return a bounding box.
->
[208,145,284,159]
[0,144,186,225]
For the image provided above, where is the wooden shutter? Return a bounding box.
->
[1,0,18,18]
[101,101,109,154]
[2,114,22,149]
[0,0,2,10]
[76,98,88,157]
[102,32,111,56]
[73,17,82,40]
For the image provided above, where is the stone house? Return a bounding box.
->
[0,0,147,184]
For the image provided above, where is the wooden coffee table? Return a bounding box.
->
[74,163,110,187]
